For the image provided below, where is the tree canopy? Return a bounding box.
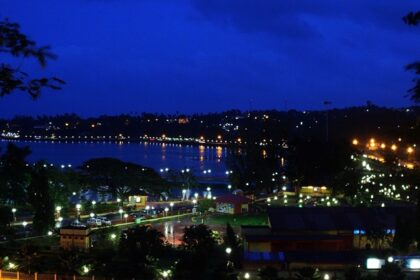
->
[0,19,64,98]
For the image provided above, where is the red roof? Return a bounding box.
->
[215,194,251,204]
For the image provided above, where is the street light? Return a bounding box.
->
[225,247,232,255]
[170,202,174,212]
[118,208,124,220]
[76,204,82,220]
[22,221,28,238]
[244,272,250,279]
[124,213,128,223]
[89,213,95,218]
[164,207,169,216]
[12,208,17,222]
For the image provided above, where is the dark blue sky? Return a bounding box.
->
[1,0,419,117]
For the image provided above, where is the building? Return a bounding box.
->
[127,190,148,209]
[215,194,251,214]
[60,225,92,250]
[242,207,414,266]
[299,186,331,197]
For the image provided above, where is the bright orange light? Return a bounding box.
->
[407,147,414,154]
[217,135,222,140]
[391,144,397,151]
[380,143,386,149]
[237,137,242,143]
[406,163,414,169]
[352,139,359,145]
[370,138,375,143]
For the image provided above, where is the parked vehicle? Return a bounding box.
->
[97,217,112,226]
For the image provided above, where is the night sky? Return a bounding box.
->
[1,0,419,117]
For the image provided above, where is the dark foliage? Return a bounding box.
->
[0,19,64,98]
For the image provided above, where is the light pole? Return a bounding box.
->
[11,208,17,222]
[119,208,124,221]
[225,247,233,269]
[145,205,150,215]
[170,202,174,213]
[56,206,62,220]
[124,213,128,223]
[164,207,169,216]
[76,204,81,220]
[22,221,28,238]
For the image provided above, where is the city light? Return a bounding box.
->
[408,259,420,270]
[225,247,232,254]
[366,258,384,269]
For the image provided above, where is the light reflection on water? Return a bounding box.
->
[0,140,229,178]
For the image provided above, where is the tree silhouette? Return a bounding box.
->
[0,19,64,98]
[403,12,420,102]
[27,164,55,234]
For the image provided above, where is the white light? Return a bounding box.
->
[324,274,330,280]
[387,256,394,263]
[244,272,250,279]
[90,213,95,218]
[408,259,420,269]
[47,231,53,236]
[225,247,232,254]
[366,258,384,269]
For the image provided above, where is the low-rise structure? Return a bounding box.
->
[60,225,92,250]
[127,190,148,209]
[215,194,251,214]
[242,207,414,266]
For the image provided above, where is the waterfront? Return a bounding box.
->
[0,140,229,179]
